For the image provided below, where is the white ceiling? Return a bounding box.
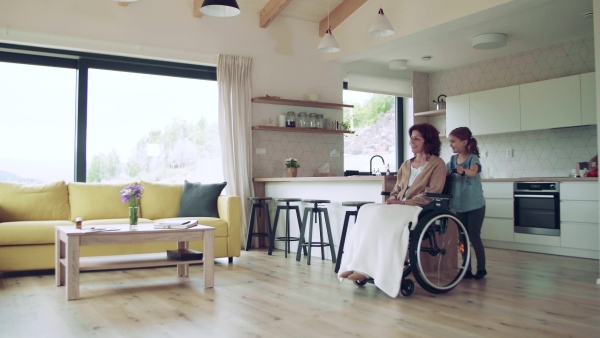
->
[238,0,594,73]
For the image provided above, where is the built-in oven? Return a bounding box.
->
[514,182,560,236]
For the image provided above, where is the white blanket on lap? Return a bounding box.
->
[338,203,422,298]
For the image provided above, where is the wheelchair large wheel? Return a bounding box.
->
[409,212,470,294]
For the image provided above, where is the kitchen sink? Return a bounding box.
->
[344,170,373,176]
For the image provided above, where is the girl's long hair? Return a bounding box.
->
[449,127,480,157]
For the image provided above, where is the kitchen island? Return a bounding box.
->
[252,175,397,260]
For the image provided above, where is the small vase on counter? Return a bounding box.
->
[286,168,298,177]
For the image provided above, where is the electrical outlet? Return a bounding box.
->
[506,149,513,158]
[481,151,488,158]
[255,148,266,155]
[330,149,340,157]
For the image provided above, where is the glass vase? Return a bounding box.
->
[129,206,139,230]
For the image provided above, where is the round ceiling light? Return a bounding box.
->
[389,60,408,70]
[472,33,507,50]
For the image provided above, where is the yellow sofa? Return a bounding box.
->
[0,181,241,272]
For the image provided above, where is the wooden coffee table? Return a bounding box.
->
[55,223,214,300]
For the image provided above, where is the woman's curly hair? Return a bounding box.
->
[409,123,441,157]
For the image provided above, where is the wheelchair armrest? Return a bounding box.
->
[425,192,452,200]
[381,191,390,196]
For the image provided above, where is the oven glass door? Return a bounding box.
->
[514,193,559,235]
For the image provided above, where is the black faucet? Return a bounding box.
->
[370,155,385,175]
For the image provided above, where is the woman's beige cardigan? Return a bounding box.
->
[388,155,448,207]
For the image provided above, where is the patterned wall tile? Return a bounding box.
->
[252,130,344,178]
[427,36,597,178]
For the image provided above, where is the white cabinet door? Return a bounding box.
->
[560,182,598,201]
[482,182,514,199]
[520,75,581,131]
[581,72,597,125]
[470,86,520,135]
[481,218,514,242]
[561,222,599,250]
[446,94,469,137]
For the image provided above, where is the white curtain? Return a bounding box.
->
[217,54,254,248]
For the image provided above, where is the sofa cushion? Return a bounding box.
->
[68,182,133,222]
[0,220,75,245]
[178,181,227,218]
[139,181,183,220]
[0,181,70,222]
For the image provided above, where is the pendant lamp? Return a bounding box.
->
[200,0,240,17]
[368,7,394,37]
[318,0,340,53]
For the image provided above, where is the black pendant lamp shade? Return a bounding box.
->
[200,0,241,17]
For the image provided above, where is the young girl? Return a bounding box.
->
[446,127,487,279]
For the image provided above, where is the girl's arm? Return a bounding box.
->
[456,163,479,177]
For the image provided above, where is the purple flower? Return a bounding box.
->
[120,184,144,207]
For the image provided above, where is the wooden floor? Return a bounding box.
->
[0,248,599,337]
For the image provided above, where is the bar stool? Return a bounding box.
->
[296,199,336,265]
[245,197,272,251]
[334,201,374,273]
[269,198,308,258]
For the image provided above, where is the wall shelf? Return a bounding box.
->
[252,97,353,109]
[252,125,354,134]
[414,109,446,117]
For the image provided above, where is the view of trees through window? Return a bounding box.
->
[0,61,76,183]
[343,90,396,173]
[87,69,222,184]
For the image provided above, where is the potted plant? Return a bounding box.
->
[284,158,300,177]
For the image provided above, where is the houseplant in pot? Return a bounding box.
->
[284,158,300,177]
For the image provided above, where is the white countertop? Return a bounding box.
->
[254,176,596,183]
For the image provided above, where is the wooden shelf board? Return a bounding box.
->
[414,109,446,117]
[252,125,353,134]
[252,97,353,109]
[67,253,204,271]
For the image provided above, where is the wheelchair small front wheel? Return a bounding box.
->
[409,212,471,294]
[354,280,368,287]
[400,279,415,297]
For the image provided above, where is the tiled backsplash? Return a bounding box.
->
[252,131,344,177]
[425,36,597,178]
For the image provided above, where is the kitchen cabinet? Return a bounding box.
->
[520,74,581,131]
[470,86,520,135]
[446,94,469,137]
[560,182,599,253]
[481,182,514,243]
[581,72,597,125]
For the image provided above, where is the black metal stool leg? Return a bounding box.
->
[269,206,282,255]
[293,206,308,255]
[245,204,257,251]
[284,202,290,257]
[307,207,315,265]
[296,207,310,261]
[335,210,355,273]
[317,208,325,260]
[264,204,272,250]
[322,208,336,263]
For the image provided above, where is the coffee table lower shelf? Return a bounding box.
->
[60,253,204,271]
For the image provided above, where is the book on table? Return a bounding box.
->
[154,219,198,229]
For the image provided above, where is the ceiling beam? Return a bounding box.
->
[260,0,294,28]
[319,0,367,37]
[193,0,204,19]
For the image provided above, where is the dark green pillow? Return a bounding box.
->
[178,181,227,218]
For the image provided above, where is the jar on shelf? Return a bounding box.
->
[308,113,317,129]
[297,112,308,128]
[286,111,296,128]
[316,114,324,129]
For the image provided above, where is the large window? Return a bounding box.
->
[0,44,217,184]
[343,90,397,173]
[0,61,76,183]
[87,69,221,183]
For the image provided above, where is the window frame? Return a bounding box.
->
[0,43,217,182]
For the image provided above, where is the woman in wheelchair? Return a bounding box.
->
[338,123,472,297]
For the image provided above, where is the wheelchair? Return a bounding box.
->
[353,172,471,297]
